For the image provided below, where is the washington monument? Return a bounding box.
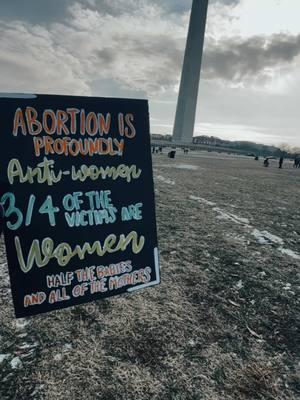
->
[172,0,209,143]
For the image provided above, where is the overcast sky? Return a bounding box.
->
[0,0,300,147]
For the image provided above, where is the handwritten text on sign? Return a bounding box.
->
[0,94,159,317]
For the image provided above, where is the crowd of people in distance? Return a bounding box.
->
[263,156,284,168]
[152,146,163,154]
[262,155,300,169]
[151,145,300,170]
[152,146,190,155]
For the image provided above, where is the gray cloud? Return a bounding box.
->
[92,32,183,93]
[88,0,239,16]
[0,0,71,24]
[156,0,240,15]
[92,31,300,90]
[1,0,299,95]
[82,0,240,19]
[0,0,239,26]
[0,0,188,23]
[203,33,300,82]
[0,3,185,95]
[210,0,240,5]
[0,0,300,146]
[92,29,300,91]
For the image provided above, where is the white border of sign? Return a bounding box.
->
[127,247,160,292]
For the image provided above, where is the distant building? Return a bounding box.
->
[151,133,172,141]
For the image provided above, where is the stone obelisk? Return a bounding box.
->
[172,0,209,143]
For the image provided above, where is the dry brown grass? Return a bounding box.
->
[1,152,300,399]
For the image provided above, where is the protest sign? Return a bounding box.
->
[0,93,159,318]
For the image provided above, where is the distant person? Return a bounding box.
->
[263,158,269,167]
[294,157,300,168]
[152,146,156,154]
[279,156,284,169]
[254,156,259,161]
[168,150,176,159]
[159,146,163,153]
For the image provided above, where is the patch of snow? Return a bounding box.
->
[15,319,30,329]
[258,271,266,278]
[10,356,22,369]
[279,248,300,260]
[187,193,299,263]
[189,195,216,206]
[161,163,199,170]
[18,342,38,350]
[175,164,198,170]
[283,283,292,291]
[17,333,28,338]
[54,353,63,361]
[155,175,175,185]
[0,354,10,363]
[236,280,244,290]
[225,233,247,245]
[213,207,250,225]
[252,229,284,245]
[253,234,268,245]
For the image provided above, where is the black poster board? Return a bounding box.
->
[0,93,160,318]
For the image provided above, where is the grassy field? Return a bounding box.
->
[0,151,299,399]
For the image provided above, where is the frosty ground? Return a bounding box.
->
[0,151,299,399]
